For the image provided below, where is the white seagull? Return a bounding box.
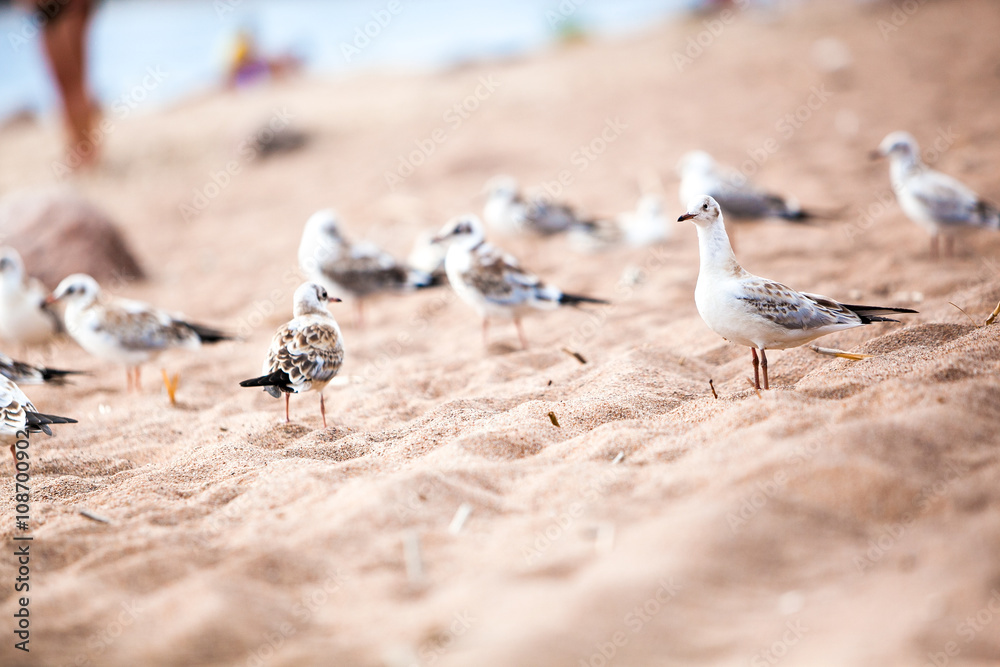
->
[678,195,916,390]
[0,375,76,460]
[483,175,589,236]
[240,282,344,427]
[47,274,233,401]
[678,151,818,223]
[431,215,608,349]
[873,131,1000,258]
[298,209,435,327]
[568,194,672,252]
[0,247,62,350]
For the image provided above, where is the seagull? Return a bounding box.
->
[872,131,1000,258]
[483,175,589,236]
[0,351,83,386]
[298,209,435,327]
[406,230,448,282]
[431,214,608,349]
[239,282,344,427]
[47,274,233,402]
[678,195,916,390]
[0,247,62,350]
[677,151,819,223]
[0,375,76,460]
[568,194,672,252]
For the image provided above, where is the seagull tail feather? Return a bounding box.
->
[843,304,918,324]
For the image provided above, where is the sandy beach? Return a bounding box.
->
[2,1,1000,665]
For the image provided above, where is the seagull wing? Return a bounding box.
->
[908,168,988,227]
[265,320,344,391]
[736,279,860,331]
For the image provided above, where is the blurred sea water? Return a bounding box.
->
[0,0,692,121]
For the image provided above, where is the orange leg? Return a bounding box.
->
[285,393,291,423]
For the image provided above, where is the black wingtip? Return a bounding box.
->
[183,321,236,344]
[39,367,88,384]
[558,293,610,307]
[239,370,293,392]
[843,304,918,324]
[24,411,78,436]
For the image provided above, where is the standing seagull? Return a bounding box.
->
[47,274,233,403]
[678,196,916,390]
[0,375,76,460]
[678,151,818,222]
[298,209,434,327]
[872,131,1000,258]
[239,282,344,427]
[0,247,62,350]
[483,176,588,236]
[431,215,608,349]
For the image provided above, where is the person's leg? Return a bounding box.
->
[41,0,97,167]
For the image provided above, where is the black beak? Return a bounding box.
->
[677,213,696,222]
[328,297,343,303]
[868,149,883,161]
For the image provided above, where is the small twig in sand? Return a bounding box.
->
[948,301,978,326]
[612,451,625,465]
[561,347,587,364]
[709,379,718,399]
[809,345,875,361]
[548,411,561,427]
[448,503,472,535]
[403,530,424,585]
[985,300,1000,326]
[78,508,111,524]
[746,378,762,398]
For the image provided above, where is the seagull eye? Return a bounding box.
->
[702,203,708,210]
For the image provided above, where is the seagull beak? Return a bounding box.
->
[43,294,58,305]
[868,149,884,160]
[430,233,447,244]
[328,297,343,303]
[677,213,696,222]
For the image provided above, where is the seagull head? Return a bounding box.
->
[676,150,716,177]
[48,273,101,307]
[872,131,919,162]
[483,175,520,202]
[677,195,722,227]
[431,215,486,249]
[303,209,343,243]
[293,281,342,317]
[0,247,25,283]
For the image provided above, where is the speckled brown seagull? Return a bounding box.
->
[239,282,344,427]
[47,274,233,403]
[431,214,608,350]
[679,195,916,390]
[298,209,435,327]
[0,375,76,461]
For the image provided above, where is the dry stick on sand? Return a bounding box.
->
[561,347,587,364]
[809,346,875,361]
[984,300,1000,326]
[709,379,719,399]
[548,411,561,427]
[448,503,472,535]
[948,301,978,326]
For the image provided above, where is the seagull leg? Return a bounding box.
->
[514,317,529,350]
[135,366,142,391]
[126,367,132,392]
[482,318,490,349]
[751,348,761,390]
[320,393,327,428]
[355,300,365,329]
[944,235,955,258]
[285,393,290,423]
[161,369,179,406]
[760,349,769,390]
[9,443,15,462]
